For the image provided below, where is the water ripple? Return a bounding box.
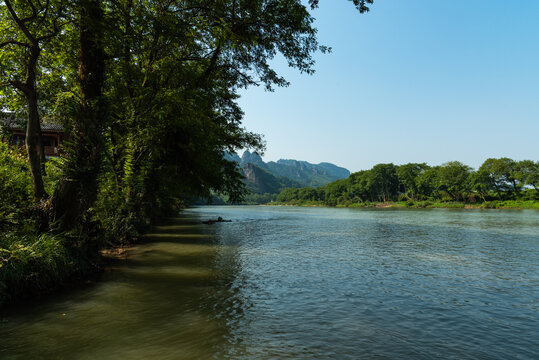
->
[0,206,537,359]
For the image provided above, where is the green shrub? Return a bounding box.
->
[495,200,539,209]
[94,188,140,246]
[0,232,78,306]
[0,143,33,231]
[44,157,65,195]
[482,201,496,209]
[0,143,32,204]
[414,200,432,208]
[438,202,466,208]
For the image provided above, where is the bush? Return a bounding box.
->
[94,188,140,246]
[483,201,497,209]
[0,232,79,306]
[44,157,65,195]
[414,200,432,208]
[0,143,33,232]
[495,200,539,209]
[0,144,97,307]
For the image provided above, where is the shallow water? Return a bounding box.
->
[1,206,538,359]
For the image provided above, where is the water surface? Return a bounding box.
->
[1,206,538,359]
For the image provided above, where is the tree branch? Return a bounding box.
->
[8,78,29,93]
[5,0,36,42]
[0,39,30,48]
[37,0,51,27]
[37,29,58,42]
[25,0,38,18]
[20,0,39,23]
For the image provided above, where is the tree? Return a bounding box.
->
[324,179,348,205]
[309,0,373,12]
[396,163,429,200]
[515,160,538,192]
[437,161,472,201]
[523,161,539,192]
[93,0,375,226]
[48,0,107,229]
[0,0,68,199]
[469,168,491,202]
[277,188,300,203]
[478,158,520,199]
[415,166,439,200]
[367,163,399,202]
[2,0,376,235]
[346,170,368,202]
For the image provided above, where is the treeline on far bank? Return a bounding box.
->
[275,158,539,208]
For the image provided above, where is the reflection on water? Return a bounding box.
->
[0,206,538,359]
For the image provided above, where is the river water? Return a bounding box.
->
[1,206,538,359]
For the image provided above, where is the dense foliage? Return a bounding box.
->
[0,0,372,305]
[276,158,539,208]
[0,144,93,305]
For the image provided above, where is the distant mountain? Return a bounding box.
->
[241,151,266,168]
[225,151,350,194]
[266,159,350,187]
[242,163,301,194]
[223,152,242,164]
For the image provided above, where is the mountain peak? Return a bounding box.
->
[241,151,265,167]
[225,151,350,192]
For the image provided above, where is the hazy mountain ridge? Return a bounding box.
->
[226,151,350,193]
[242,163,302,194]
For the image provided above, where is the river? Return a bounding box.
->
[1,206,538,359]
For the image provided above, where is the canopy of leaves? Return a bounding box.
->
[277,157,538,205]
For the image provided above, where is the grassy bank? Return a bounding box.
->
[0,232,98,306]
[269,200,539,209]
[0,142,180,309]
[0,144,97,308]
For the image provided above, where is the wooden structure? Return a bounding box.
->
[1,112,67,158]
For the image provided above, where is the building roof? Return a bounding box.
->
[0,111,64,131]
[41,123,64,131]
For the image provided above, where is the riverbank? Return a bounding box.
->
[0,231,102,309]
[268,199,539,209]
[0,208,187,309]
[1,142,166,309]
[0,234,145,309]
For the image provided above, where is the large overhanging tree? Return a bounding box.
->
[1,0,373,233]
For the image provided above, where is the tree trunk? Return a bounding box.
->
[25,44,47,200]
[26,91,47,200]
[511,179,520,194]
[37,123,46,176]
[49,0,106,228]
[493,183,502,200]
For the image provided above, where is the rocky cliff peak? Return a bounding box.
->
[241,151,265,167]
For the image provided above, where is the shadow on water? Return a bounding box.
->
[0,215,248,360]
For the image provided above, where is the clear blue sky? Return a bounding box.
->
[237,0,539,173]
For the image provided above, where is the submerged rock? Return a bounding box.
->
[202,216,232,225]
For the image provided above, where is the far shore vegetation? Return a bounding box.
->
[270,199,539,210]
[271,158,538,210]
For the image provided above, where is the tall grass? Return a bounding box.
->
[0,233,81,305]
[0,143,94,307]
